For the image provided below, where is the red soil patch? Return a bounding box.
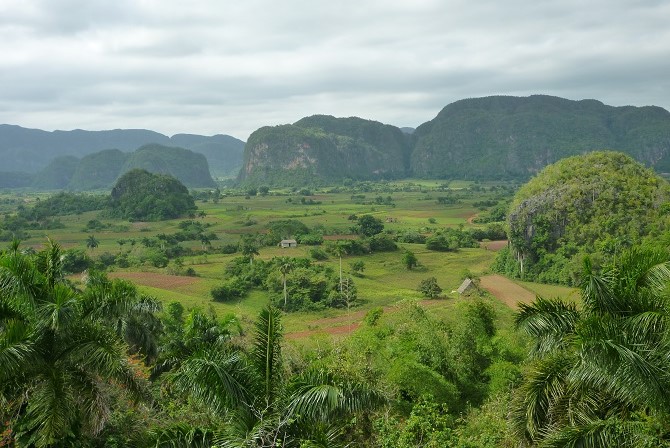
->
[479,274,536,309]
[479,240,508,251]
[108,271,200,289]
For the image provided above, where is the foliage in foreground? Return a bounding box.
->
[512,246,670,447]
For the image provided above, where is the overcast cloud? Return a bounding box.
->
[1,0,669,140]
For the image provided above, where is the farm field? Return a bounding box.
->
[4,179,568,335]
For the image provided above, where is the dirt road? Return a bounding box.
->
[479,274,536,309]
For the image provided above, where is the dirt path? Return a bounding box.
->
[479,274,536,309]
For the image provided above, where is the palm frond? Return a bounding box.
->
[540,417,659,448]
[510,352,574,442]
[22,367,76,448]
[0,319,38,383]
[170,350,252,413]
[515,297,579,357]
[251,305,283,403]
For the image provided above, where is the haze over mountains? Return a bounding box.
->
[3,95,670,189]
[0,125,245,177]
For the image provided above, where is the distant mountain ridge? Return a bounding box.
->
[29,144,216,190]
[0,124,245,177]
[240,95,670,185]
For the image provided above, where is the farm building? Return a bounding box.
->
[279,239,298,248]
[457,278,476,295]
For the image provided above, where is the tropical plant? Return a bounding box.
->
[0,240,152,447]
[86,234,99,250]
[155,305,384,447]
[278,258,293,308]
[512,246,670,447]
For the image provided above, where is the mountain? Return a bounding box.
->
[239,115,412,185]
[240,95,670,185]
[68,149,129,190]
[31,156,80,190]
[0,124,245,176]
[170,134,245,177]
[29,144,215,190]
[411,95,670,179]
[120,144,216,188]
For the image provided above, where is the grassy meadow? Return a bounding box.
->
[8,180,560,335]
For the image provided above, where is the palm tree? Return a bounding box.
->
[512,246,670,447]
[156,305,384,447]
[332,242,347,293]
[86,234,99,250]
[81,271,163,363]
[0,240,150,447]
[278,258,293,308]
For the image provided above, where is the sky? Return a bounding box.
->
[1,0,669,141]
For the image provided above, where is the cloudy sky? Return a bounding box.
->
[1,0,669,140]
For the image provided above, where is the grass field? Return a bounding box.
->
[9,180,532,335]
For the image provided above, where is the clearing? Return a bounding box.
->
[479,274,536,309]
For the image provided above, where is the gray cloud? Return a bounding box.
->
[0,0,669,140]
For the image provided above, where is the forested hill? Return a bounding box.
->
[32,144,216,190]
[240,95,670,185]
[0,124,245,177]
[412,95,670,179]
[239,115,412,185]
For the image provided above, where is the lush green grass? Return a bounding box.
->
[9,181,519,335]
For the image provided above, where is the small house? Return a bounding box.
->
[457,278,475,295]
[279,239,298,248]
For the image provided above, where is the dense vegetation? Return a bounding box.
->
[494,151,670,284]
[0,239,530,447]
[240,95,670,186]
[3,171,670,447]
[239,115,411,185]
[107,169,197,221]
[513,247,670,446]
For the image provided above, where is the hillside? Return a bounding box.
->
[121,144,216,188]
[0,124,245,176]
[411,95,670,179]
[29,145,216,190]
[240,95,670,185]
[239,115,411,185]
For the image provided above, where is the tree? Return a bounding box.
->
[86,234,99,250]
[418,277,442,298]
[402,250,418,270]
[332,241,348,293]
[0,240,151,446]
[240,235,260,265]
[199,233,211,251]
[278,257,293,308]
[350,260,365,276]
[156,305,384,446]
[512,246,670,447]
[357,214,384,237]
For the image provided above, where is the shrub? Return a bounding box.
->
[418,277,442,298]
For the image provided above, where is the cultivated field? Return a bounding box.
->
[5,180,574,335]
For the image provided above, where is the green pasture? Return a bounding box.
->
[7,181,522,334]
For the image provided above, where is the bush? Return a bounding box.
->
[418,277,442,298]
[368,234,398,252]
[211,277,249,302]
[309,247,329,260]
